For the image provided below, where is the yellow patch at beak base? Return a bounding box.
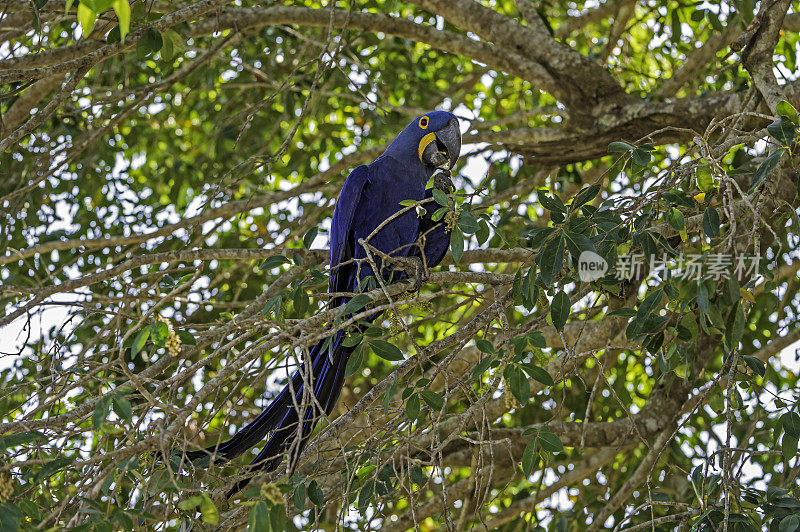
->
[418,132,436,162]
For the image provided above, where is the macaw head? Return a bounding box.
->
[383,111,461,173]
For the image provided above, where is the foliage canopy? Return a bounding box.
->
[2,0,800,530]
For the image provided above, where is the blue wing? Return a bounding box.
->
[349,157,424,279]
[329,164,370,299]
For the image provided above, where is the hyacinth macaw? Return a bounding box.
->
[186,111,461,493]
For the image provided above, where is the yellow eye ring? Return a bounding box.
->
[419,116,429,129]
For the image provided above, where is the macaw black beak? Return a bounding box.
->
[419,118,461,170]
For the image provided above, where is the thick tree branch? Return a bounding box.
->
[0,74,64,134]
[739,0,792,113]
[407,0,633,119]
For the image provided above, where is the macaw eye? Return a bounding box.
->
[418,116,429,129]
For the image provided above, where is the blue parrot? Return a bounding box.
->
[185,111,461,493]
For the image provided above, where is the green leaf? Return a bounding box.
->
[136,28,163,58]
[259,255,290,271]
[362,326,383,337]
[750,148,785,191]
[521,265,537,310]
[419,390,444,412]
[80,0,115,10]
[637,288,663,318]
[608,141,634,152]
[151,321,169,346]
[177,495,203,511]
[458,210,479,234]
[308,480,324,506]
[77,3,97,36]
[538,191,566,214]
[742,355,765,377]
[631,146,652,167]
[93,397,109,430]
[475,220,490,245]
[177,330,196,345]
[344,344,365,378]
[17,500,40,520]
[292,288,309,315]
[293,482,306,511]
[508,366,530,404]
[780,515,800,532]
[406,393,420,421]
[248,501,270,532]
[112,396,132,421]
[528,331,546,348]
[512,269,523,305]
[707,10,724,30]
[774,497,800,509]
[475,339,494,353]
[521,363,554,386]
[696,283,709,313]
[724,302,744,349]
[110,0,130,40]
[667,207,685,231]
[702,206,720,238]
[563,230,594,259]
[106,25,121,43]
[572,185,601,210]
[538,233,565,285]
[342,332,362,348]
[432,188,448,206]
[34,457,74,483]
[160,28,175,61]
[670,8,681,42]
[777,100,799,125]
[0,431,46,452]
[303,227,318,249]
[782,412,800,439]
[450,226,464,264]
[342,293,371,315]
[0,501,22,532]
[782,434,798,460]
[767,116,796,146]
[725,277,740,305]
[262,296,282,317]
[696,165,715,193]
[550,291,570,332]
[357,481,373,509]
[538,432,564,453]
[679,314,698,341]
[410,465,424,485]
[147,469,175,496]
[398,199,416,206]
[471,356,493,380]
[131,326,150,356]
[662,189,694,209]
[383,378,396,414]
[370,340,404,362]
[521,440,538,476]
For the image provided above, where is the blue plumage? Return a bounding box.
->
[186,111,461,494]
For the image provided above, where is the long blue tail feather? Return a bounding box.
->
[186,331,339,462]
[186,326,357,496]
[220,330,353,496]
